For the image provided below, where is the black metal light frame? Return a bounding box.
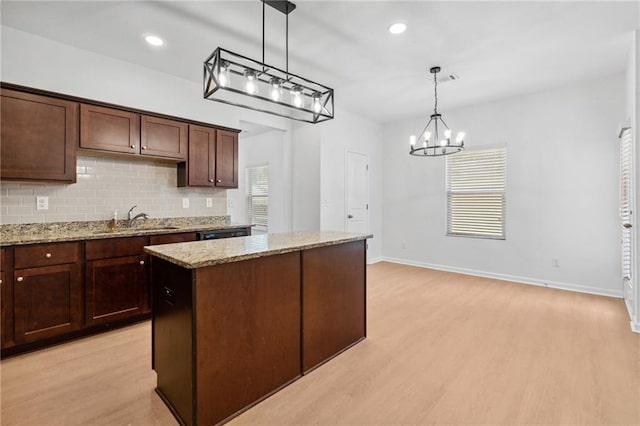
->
[203,1,334,124]
[410,66,464,157]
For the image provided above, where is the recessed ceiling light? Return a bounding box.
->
[144,35,164,46]
[388,22,407,35]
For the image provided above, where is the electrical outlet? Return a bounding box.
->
[228,198,234,208]
[36,196,49,210]
[206,198,213,208]
[552,257,559,268]
[182,198,189,209]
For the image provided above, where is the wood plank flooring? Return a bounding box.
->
[2,262,639,425]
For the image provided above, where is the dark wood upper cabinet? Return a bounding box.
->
[80,104,140,155]
[178,125,239,189]
[215,130,239,188]
[179,124,216,187]
[0,89,77,183]
[141,115,188,160]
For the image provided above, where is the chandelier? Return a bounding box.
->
[203,0,334,124]
[409,66,465,156]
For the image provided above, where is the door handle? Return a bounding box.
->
[348,214,353,219]
[623,223,632,228]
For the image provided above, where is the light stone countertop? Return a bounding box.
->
[144,230,373,269]
[0,216,252,246]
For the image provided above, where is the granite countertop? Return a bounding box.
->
[144,230,373,269]
[0,216,253,246]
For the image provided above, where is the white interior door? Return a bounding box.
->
[346,151,369,234]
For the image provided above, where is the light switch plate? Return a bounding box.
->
[36,196,49,210]
[182,198,189,209]
[206,198,213,208]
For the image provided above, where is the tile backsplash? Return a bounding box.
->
[0,155,228,224]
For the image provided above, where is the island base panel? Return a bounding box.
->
[302,240,366,373]
[152,257,195,426]
[195,251,302,425]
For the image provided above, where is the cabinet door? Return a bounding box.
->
[186,125,215,187]
[141,116,188,160]
[85,254,148,326]
[14,264,82,343]
[80,104,140,154]
[0,89,77,182]
[215,130,238,188]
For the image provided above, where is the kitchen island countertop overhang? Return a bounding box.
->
[143,230,373,268]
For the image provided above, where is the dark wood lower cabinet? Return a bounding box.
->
[85,254,148,326]
[13,263,82,343]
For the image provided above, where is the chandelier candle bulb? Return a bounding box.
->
[425,131,431,141]
[410,135,417,146]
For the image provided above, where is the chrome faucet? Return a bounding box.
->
[127,205,149,227]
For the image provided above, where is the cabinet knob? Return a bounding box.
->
[130,145,136,149]
[17,277,24,282]
[141,146,147,150]
[209,179,214,183]
[0,279,3,285]
[45,253,52,258]
[139,260,145,266]
[217,179,222,183]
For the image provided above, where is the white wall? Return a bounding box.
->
[228,129,291,234]
[382,75,625,297]
[291,123,321,232]
[318,109,384,263]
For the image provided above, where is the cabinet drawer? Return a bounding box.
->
[86,236,148,260]
[1,248,7,272]
[15,242,80,269]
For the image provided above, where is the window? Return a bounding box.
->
[446,147,506,239]
[620,127,633,285]
[246,164,269,232]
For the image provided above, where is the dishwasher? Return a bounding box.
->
[196,228,251,240]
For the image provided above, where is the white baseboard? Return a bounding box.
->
[625,298,640,333]
[367,257,383,265]
[381,257,624,299]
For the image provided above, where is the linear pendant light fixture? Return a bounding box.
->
[204,0,334,124]
[409,66,465,156]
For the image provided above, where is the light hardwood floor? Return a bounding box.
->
[2,262,639,425]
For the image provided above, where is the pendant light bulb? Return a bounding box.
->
[312,92,322,113]
[424,131,431,142]
[270,78,282,102]
[244,69,258,95]
[291,85,304,108]
[423,140,428,148]
[440,139,447,147]
[218,61,230,88]
[410,135,416,147]
[456,132,466,144]
[444,129,452,139]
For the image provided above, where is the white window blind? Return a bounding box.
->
[620,128,633,283]
[246,165,268,231]
[446,147,506,239]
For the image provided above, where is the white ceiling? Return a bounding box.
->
[1,1,638,123]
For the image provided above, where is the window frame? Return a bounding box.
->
[246,163,269,233]
[445,145,507,240]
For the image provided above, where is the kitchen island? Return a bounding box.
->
[144,231,372,426]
